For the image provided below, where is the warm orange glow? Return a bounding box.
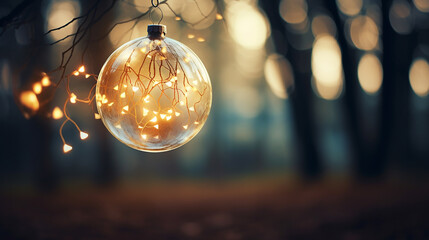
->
[187,34,195,39]
[63,144,73,153]
[96,25,212,152]
[78,65,85,73]
[175,16,181,21]
[94,113,101,119]
[358,53,383,94]
[20,91,39,111]
[80,131,88,140]
[216,13,223,20]
[52,107,64,119]
[41,76,51,87]
[70,93,77,103]
[409,58,429,97]
[33,82,42,94]
[349,16,379,51]
[73,71,79,76]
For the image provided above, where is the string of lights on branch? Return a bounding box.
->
[19,0,223,154]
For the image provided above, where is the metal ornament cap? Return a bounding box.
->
[147,24,167,39]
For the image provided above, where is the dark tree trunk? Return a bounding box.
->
[260,0,322,180]
[376,0,415,178]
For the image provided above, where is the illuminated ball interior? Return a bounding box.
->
[96,28,212,152]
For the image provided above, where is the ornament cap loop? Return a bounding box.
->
[147,24,167,39]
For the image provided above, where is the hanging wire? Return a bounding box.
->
[149,1,163,24]
[151,0,159,7]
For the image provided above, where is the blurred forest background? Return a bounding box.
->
[1,0,429,239]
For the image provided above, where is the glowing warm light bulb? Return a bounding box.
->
[150,116,157,122]
[78,65,85,73]
[33,82,42,94]
[41,76,51,87]
[63,144,73,153]
[70,93,77,103]
[80,131,89,140]
[96,24,212,152]
[52,107,64,119]
[20,91,39,111]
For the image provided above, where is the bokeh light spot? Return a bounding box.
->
[279,0,308,24]
[409,58,429,97]
[358,53,383,95]
[336,0,363,16]
[46,1,80,43]
[264,54,294,99]
[349,16,379,51]
[226,2,269,50]
[311,35,343,100]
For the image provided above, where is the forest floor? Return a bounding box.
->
[0,179,428,240]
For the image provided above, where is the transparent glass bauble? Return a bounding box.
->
[96,25,212,152]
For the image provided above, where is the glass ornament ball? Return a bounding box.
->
[96,25,212,152]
